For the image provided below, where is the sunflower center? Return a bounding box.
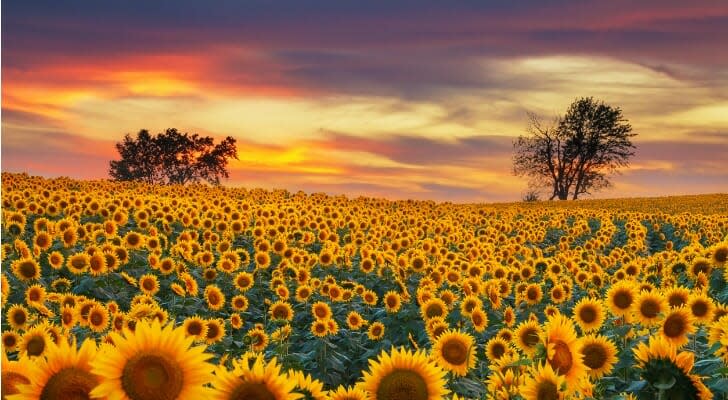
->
[187,321,203,336]
[122,353,184,400]
[229,382,276,400]
[522,329,540,347]
[2,372,31,397]
[425,305,443,319]
[273,306,288,319]
[40,367,98,400]
[26,335,47,356]
[536,380,559,400]
[548,341,573,375]
[715,248,728,263]
[579,306,597,323]
[20,261,37,278]
[581,343,607,370]
[491,343,506,359]
[442,339,468,365]
[90,312,104,326]
[640,299,660,318]
[613,291,633,310]
[668,294,687,308]
[12,311,27,325]
[663,314,686,338]
[691,301,708,317]
[376,369,429,400]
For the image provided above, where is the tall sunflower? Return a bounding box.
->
[11,338,100,400]
[519,363,566,400]
[514,320,542,356]
[432,329,476,376]
[360,347,448,400]
[211,355,300,400]
[634,335,712,400]
[90,320,214,400]
[541,314,586,393]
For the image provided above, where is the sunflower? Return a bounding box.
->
[572,297,604,333]
[421,298,448,320]
[12,258,41,281]
[48,251,65,269]
[231,295,249,312]
[138,274,160,296]
[311,301,333,320]
[206,319,226,345]
[311,320,329,337]
[634,335,712,400]
[514,320,542,356]
[270,301,294,321]
[541,314,586,392]
[361,347,448,400]
[90,320,214,400]
[11,338,100,400]
[205,285,226,311]
[382,291,402,313]
[368,322,385,341]
[211,355,299,400]
[123,231,145,249]
[66,253,90,275]
[470,308,488,333]
[523,284,542,305]
[328,385,369,400]
[689,257,712,278]
[660,307,696,347]
[688,293,715,324]
[89,253,108,276]
[234,272,254,292]
[633,291,667,327]
[432,329,475,376]
[713,243,728,267]
[88,303,110,332]
[665,286,691,309]
[519,363,566,400]
[347,311,366,330]
[288,370,326,400]
[2,330,21,351]
[183,316,208,340]
[579,334,618,379]
[486,337,510,362]
[606,281,636,320]
[19,324,53,358]
[460,294,482,316]
[1,352,36,398]
[7,304,31,330]
[230,314,244,330]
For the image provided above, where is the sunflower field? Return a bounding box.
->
[1,172,728,400]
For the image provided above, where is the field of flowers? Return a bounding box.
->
[2,172,727,400]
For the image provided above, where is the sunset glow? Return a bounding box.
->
[3,1,727,201]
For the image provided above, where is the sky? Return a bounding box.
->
[2,1,727,202]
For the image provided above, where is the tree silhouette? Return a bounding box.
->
[109,129,238,185]
[513,97,636,200]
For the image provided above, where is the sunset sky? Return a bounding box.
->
[2,1,727,202]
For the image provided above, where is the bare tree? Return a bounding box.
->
[513,97,635,200]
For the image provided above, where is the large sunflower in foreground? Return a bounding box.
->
[432,329,475,376]
[11,338,100,400]
[90,320,214,400]
[519,363,566,400]
[541,314,586,393]
[634,335,712,400]
[361,347,448,400]
[211,355,300,400]
[1,352,36,399]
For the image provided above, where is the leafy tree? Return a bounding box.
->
[513,97,636,200]
[109,128,238,185]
